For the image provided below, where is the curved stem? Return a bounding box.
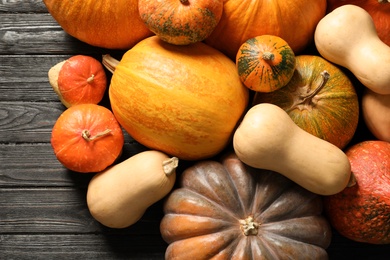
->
[286,70,330,112]
[82,129,112,141]
[102,54,119,74]
[163,157,179,176]
[87,74,95,84]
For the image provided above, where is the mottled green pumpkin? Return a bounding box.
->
[138,0,223,45]
[253,55,359,149]
[236,35,296,92]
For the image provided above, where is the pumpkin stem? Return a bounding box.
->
[378,0,389,3]
[262,52,275,61]
[239,216,259,236]
[162,157,179,176]
[82,129,112,141]
[287,70,330,112]
[87,74,95,84]
[102,54,120,74]
[180,0,190,4]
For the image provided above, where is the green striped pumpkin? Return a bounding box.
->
[236,35,296,93]
[253,55,359,149]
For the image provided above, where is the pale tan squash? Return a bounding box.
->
[233,103,353,195]
[314,5,390,94]
[86,150,178,228]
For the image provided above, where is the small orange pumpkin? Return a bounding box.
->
[51,104,124,173]
[48,55,107,108]
[43,0,153,49]
[138,0,223,45]
[103,36,249,161]
[236,35,296,92]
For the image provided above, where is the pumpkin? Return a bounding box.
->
[48,55,107,108]
[323,140,390,244]
[51,104,124,173]
[326,0,390,46]
[204,0,327,59]
[42,0,153,49]
[160,152,332,259]
[102,36,249,161]
[138,0,223,45]
[314,4,390,95]
[87,150,178,229]
[233,103,353,196]
[236,35,296,92]
[362,88,390,142]
[252,55,359,149]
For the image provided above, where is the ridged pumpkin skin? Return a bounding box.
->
[161,152,332,259]
[323,141,390,244]
[43,0,153,49]
[138,0,223,45]
[236,35,296,92]
[326,0,390,46]
[205,0,327,59]
[109,36,249,161]
[253,55,359,149]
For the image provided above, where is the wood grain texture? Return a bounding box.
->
[0,1,389,259]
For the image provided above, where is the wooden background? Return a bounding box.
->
[1,0,389,259]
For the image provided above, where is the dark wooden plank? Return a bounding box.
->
[0,186,166,234]
[0,234,166,259]
[0,142,148,187]
[0,55,73,102]
[0,0,48,13]
[0,13,115,55]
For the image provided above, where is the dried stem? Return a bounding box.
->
[82,129,112,141]
[102,54,120,74]
[163,157,179,176]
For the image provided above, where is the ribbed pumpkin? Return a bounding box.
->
[138,0,223,45]
[326,0,390,46]
[160,152,332,259]
[253,55,359,149]
[43,0,153,49]
[236,35,296,92]
[104,36,249,161]
[205,0,327,59]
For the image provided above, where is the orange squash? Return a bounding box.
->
[48,55,107,108]
[236,35,296,92]
[253,55,359,149]
[103,36,249,161]
[205,0,327,59]
[43,0,153,49]
[51,104,124,173]
[326,0,390,46]
[138,0,223,45]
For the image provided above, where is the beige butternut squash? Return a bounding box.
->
[233,103,353,195]
[314,5,390,94]
[86,150,178,228]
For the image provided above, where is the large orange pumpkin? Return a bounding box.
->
[326,0,390,46]
[104,36,249,161]
[205,0,327,59]
[43,0,153,49]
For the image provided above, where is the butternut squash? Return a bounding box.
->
[233,103,353,195]
[86,150,178,228]
[314,5,390,94]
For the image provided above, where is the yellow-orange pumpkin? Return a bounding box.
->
[205,0,327,59]
[43,0,153,49]
[103,36,249,161]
